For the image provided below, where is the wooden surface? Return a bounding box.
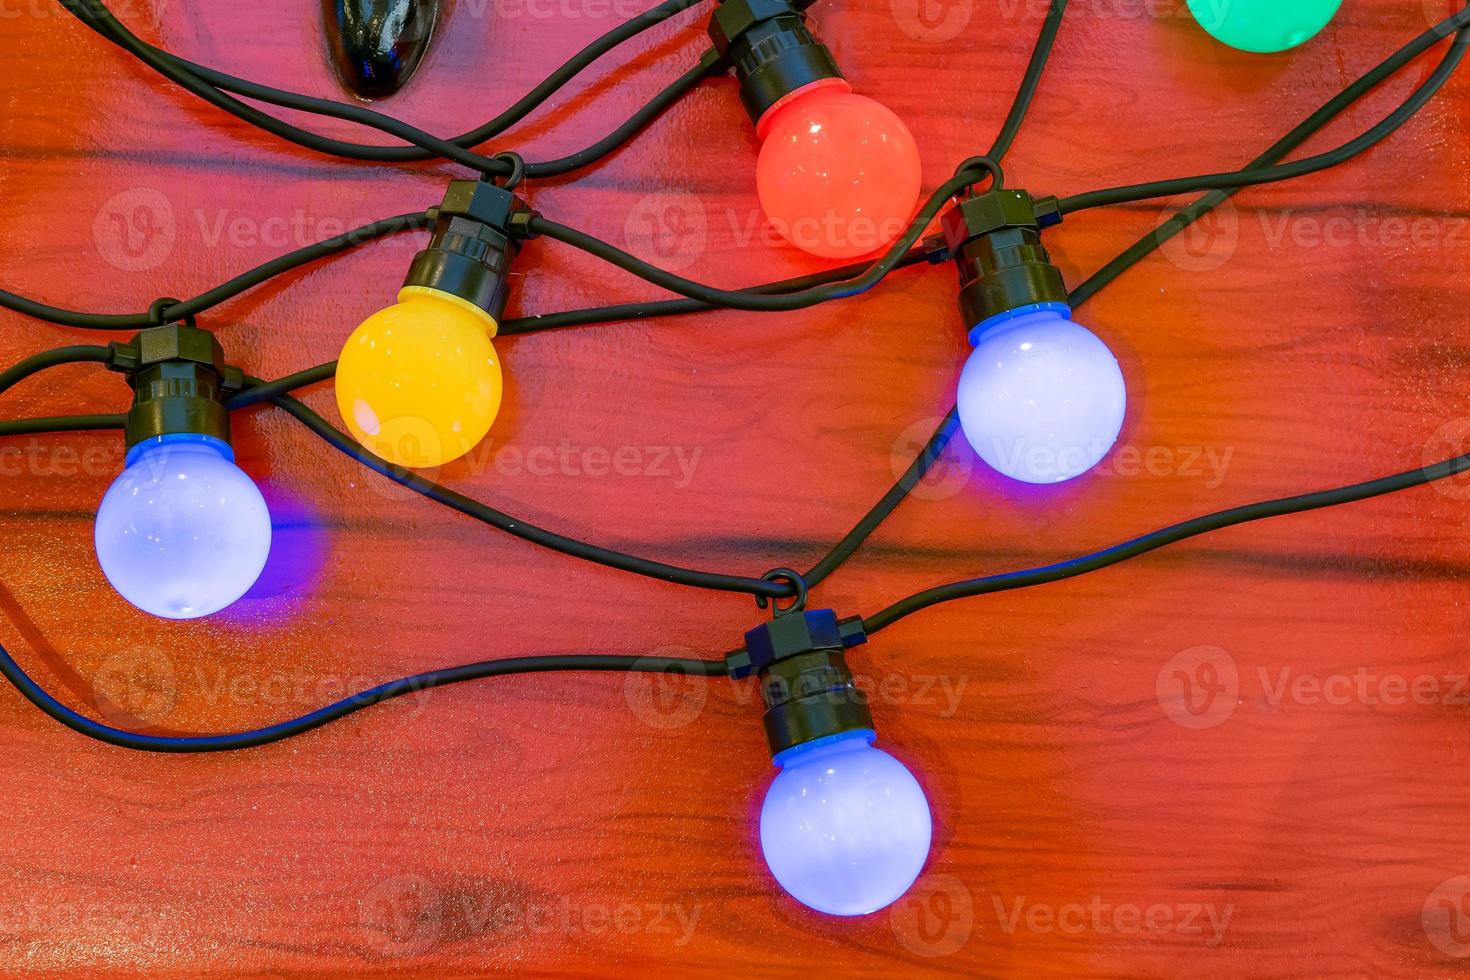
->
[2,1,1470,976]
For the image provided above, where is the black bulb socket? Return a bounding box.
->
[708,0,843,126]
[733,609,872,758]
[107,323,245,451]
[936,188,1069,338]
[403,179,536,324]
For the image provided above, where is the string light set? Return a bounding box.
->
[3,0,1470,919]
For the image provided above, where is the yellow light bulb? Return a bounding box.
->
[334,286,503,469]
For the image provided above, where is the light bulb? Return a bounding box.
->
[755,81,922,260]
[957,304,1126,485]
[95,434,272,620]
[759,730,932,917]
[1186,0,1341,53]
[335,286,504,469]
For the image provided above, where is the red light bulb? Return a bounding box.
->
[755,80,922,260]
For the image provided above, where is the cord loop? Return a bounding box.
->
[755,567,808,617]
[490,151,526,191]
[147,297,196,328]
[954,155,1005,196]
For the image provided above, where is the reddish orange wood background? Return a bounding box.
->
[4,0,1470,975]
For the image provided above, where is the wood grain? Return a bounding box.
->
[3,0,1470,975]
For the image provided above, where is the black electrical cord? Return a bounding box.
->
[2,0,1467,756]
[13,9,1462,335]
[0,359,736,757]
[845,8,1470,631]
[498,0,1057,341]
[0,348,119,476]
[221,0,1021,612]
[8,3,1461,613]
[0,647,725,753]
[0,355,792,607]
[809,5,1470,587]
[64,0,498,175]
[1057,11,1470,216]
[0,346,112,394]
[0,415,123,438]
[0,363,790,602]
[17,0,1462,342]
[804,0,1067,589]
[0,213,431,331]
[500,247,932,335]
[63,0,714,178]
[225,363,335,411]
[200,2,1470,608]
[803,414,957,591]
[537,26,1470,306]
[862,451,1470,635]
[249,259,913,399]
[249,379,790,601]
[523,162,1000,313]
[70,0,707,163]
[520,61,719,180]
[3,198,932,333]
[0,208,928,337]
[986,0,1068,163]
[0,345,796,608]
[1071,13,1469,307]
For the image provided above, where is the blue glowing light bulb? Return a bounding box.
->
[95,434,272,619]
[759,730,932,916]
[956,303,1127,485]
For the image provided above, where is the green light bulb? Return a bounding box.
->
[1186,0,1342,53]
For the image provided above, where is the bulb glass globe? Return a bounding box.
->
[335,286,503,469]
[957,304,1126,485]
[755,81,922,260]
[759,730,932,916]
[95,434,272,619]
[1186,0,1341,53]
